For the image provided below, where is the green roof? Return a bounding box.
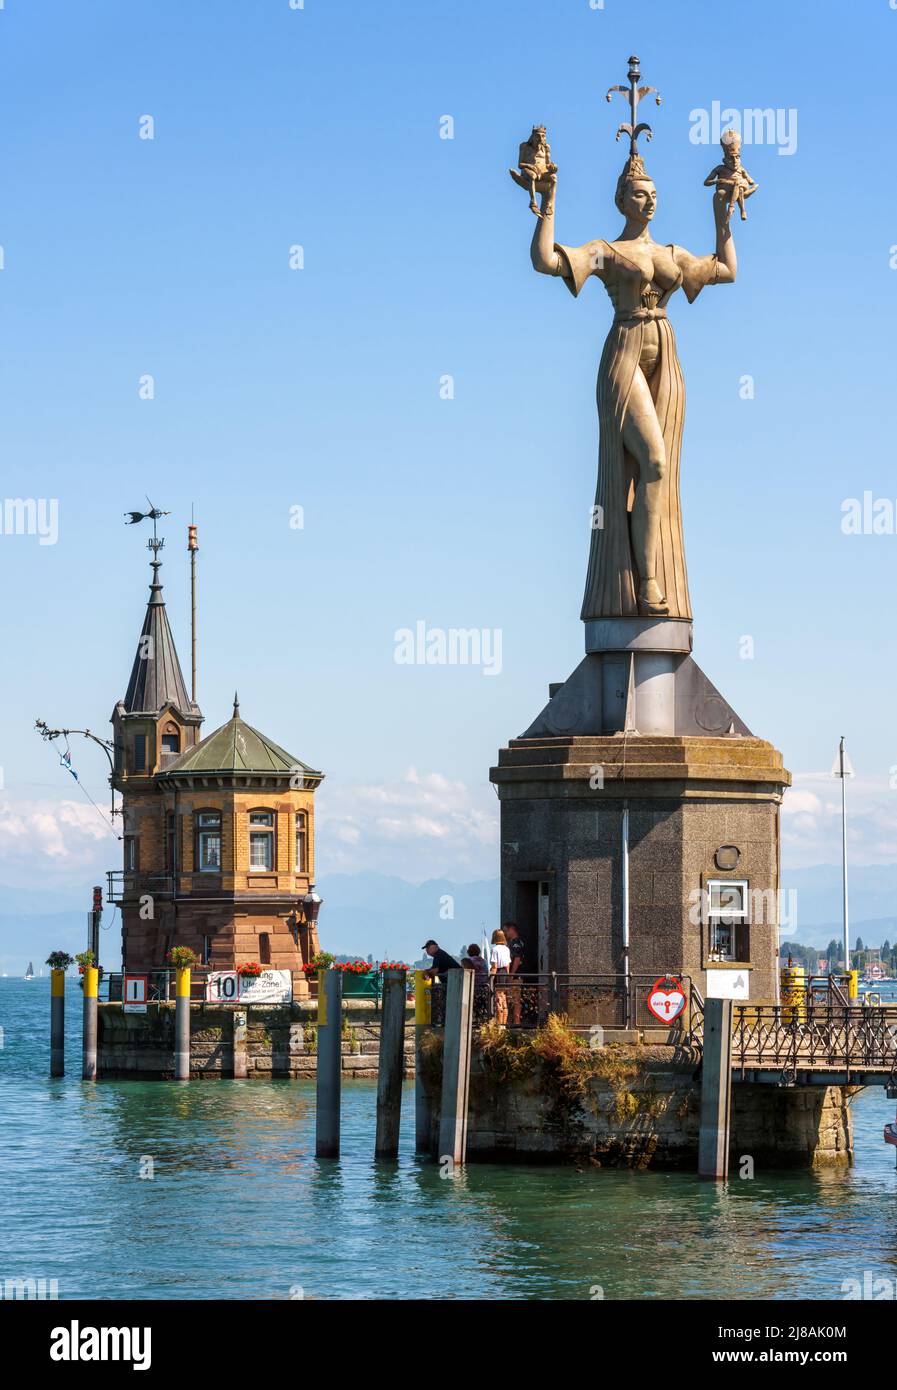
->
[161,700,321,779]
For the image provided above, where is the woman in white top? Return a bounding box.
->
[490,929,511,1026]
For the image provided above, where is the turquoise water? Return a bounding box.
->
[2,978,896,1301]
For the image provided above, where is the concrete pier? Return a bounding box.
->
[698,998,733,1180]
[374,969,407,1158]
[438,969,474,1168]
[315,969,343,1157]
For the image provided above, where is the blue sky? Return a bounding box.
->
[1,0,897,911]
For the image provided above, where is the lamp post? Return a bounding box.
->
[299,885,323,984]
[302,884,323,929]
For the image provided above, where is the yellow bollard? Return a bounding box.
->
[317,967,328,1025]
[780,965,806,1022]
[414,971,433,1153]
[50,968,65,1077]
[848,969,859,1001]
[414,970,432,1025]
[174,967,191,1080]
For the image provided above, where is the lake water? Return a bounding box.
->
[2,978,896,1301]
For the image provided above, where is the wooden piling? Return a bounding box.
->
[315,969,343,1157]
[414,970,432,1153]
[50,968,65,1077]
[232,1009,248,1079]
[438,968,474,1168]
[81,966,98,1081]
[697,997,733,1180]
[174,967,191,1081]
[374,969,407,1158]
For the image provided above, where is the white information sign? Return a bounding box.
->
[123,974,148,1013]
[205,971,239,1003]
[238,969,292,1004]
[705,968,750,1001]
[205,969,292,1004]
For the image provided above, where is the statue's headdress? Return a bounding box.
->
[606,55,661,206]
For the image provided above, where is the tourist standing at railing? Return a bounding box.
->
[490,929,512,1026]
[505,923,526,1026]
[465,944,490,988]
[422,939,460,985]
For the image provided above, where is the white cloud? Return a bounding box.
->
[315,767,498,880]
[783,772,897,869]
[0,797,114,864]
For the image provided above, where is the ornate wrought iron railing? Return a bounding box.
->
[732,1003,897,1081]
[429,972,698,1039]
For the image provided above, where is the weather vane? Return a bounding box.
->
[605,54,661,159]
[125,499,171,554]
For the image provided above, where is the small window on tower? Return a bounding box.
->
[133,734,146,772]
[161,733,179,754]
[196,811,222,873]
[249,810,275,871]
[296,812,307,873]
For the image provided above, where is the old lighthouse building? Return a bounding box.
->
[109,548,324,988]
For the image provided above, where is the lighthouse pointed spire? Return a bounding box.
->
[121,519,196,717]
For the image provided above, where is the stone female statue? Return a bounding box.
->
[514,61,741,622]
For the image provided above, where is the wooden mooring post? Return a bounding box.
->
[697,997,733,1180]
[315,968,343,1157]
[414,970,432,1153]
[438,968,474,1169]
[50,968,66,1077]
[374,968,407,1158]
[81,965,98,1081]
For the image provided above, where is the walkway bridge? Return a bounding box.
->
[431,971,897,1092]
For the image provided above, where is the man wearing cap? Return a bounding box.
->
[422,939,460,984]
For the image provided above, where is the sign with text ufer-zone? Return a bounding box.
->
[123,974,148,1013]
[205,970,292,1004]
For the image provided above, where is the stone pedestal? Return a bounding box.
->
[489,733,790,1003]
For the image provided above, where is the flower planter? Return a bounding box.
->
[341,973,379,999]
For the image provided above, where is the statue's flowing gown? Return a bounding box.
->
[556,238,717,622]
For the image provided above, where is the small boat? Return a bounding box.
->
[885,1123,897,1148]
[24,961,34,981]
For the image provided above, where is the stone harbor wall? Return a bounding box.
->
[418,1032,854,1170]
[97,1000,415,1080]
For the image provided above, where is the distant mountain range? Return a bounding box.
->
[2,863,895,974]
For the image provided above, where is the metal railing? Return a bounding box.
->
[106,871,175,904]
[733,1002,897,1080]
[429,972,697,1038]
[101,968,213,1003]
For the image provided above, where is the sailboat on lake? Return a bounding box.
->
[24,961,34,981]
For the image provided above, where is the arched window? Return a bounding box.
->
[295,812,307,873]
[249,809,275,872]
[195,809,222,873]
[161,723,180,756]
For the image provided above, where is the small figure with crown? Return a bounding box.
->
[703,129,758,223]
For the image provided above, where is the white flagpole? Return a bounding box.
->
[839,736,849,975]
